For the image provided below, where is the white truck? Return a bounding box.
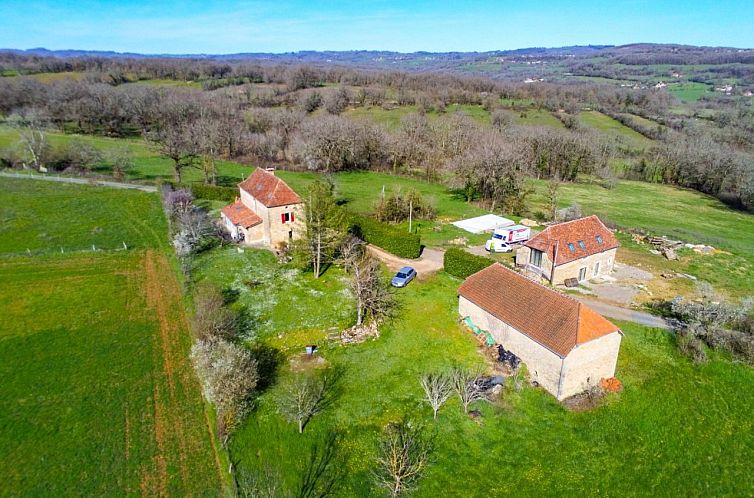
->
[484,225,531,253]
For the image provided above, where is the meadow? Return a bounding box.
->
[0,178,222,496]
[200,246,754,497]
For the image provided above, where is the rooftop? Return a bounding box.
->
[239,168,302,208]
[458,263,619,357]
[525,215,619,266]
[221,200,262,228]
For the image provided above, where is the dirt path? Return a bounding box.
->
[575,297,670,329]
[367,244,445,277]
[0,170,157,192]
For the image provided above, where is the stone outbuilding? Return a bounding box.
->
[221,168,303,247]
[458,264,622,400]
[516,215,619,285]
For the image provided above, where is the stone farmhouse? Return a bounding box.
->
[458,264,622,400]
[516,215,619,285]
[220,168,304,247]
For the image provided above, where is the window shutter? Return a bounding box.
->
[281,213,286,223]
[291,212,295,222]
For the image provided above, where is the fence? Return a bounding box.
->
[0,242,137,260]
[0,170,157,192]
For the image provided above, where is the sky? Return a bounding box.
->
[1,0,752,54]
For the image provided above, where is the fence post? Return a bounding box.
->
[122,242,127,250]
[92,245,96,251]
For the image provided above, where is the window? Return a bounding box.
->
[596,235,604,245]
[578,240,586,250]
[578,267,587,281]
[281,212,294,223]
[567,242,575,253]
[531,249,543,267]
[594,262,600,276]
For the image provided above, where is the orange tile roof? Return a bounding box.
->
[238,168,302,207]
[458,264,619,357]
[221,200,262,228]
[525,215,619,266]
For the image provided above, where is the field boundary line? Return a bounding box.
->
[0,170,157,192]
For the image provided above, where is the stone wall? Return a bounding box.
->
[559,332,622,398]
[551,248,617,285]
[459,296,564,396]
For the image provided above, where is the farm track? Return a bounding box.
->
[0,170,158,192]
[143,250,224,496]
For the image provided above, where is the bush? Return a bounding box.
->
[348,214,421,259]
[444,248,493,279]
[374,189,436,224]
[191,184,238,203]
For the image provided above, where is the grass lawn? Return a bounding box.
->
[578,111,651,150]
[0,177,168,254]
[277,170,494,247]
[220,251,754,497]
[0,177,224,495]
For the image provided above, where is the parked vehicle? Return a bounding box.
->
[485,225,531,252]
[391,266,417,287]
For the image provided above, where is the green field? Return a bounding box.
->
[578,111,651,149]
[0,126,253,185]
[0,177,168,254]
[0,178,222,496]
[667,82,712,102]
[210,247,754,497]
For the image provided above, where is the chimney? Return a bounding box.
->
[265,167,276,175]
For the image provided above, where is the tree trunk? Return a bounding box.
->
[315,232,322,278]
[298,418,304,434]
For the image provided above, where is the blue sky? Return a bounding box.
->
[1,0,752,53]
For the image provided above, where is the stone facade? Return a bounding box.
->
[459,296,621,399]
[239,189,304,246]
[516,246,617,285]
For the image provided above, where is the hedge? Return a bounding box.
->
[348,214,422,259]
[444,248,494,279]
[190,184,238,203]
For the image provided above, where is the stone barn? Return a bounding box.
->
[458,264,622,400]
[516,215,619,285]
[220,168,303,248]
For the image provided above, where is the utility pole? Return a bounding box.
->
[408,198,413,233]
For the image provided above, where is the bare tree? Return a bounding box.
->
[278,368,340,433]
[450,367,488,414]
[374,419,434,498]
[107,145,135,180]
[8,109,49,170]
[340,237,396,326]
[546,175,561,221]
[419,373,453,419]
[192,281,239,340]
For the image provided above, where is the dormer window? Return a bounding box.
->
[567,243,575,252]
[578,240,586,250]
[596,235,604,245]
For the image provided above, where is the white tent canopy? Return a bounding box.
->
[452,214,515,234]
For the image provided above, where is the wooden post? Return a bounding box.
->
[408,199,413,233]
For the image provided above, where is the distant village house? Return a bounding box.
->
[459,264,622,400]
[221,168,303,247]
[516,215,619,285]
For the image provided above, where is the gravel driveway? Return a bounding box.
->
[367,244,445,278]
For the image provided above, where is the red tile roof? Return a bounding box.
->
[238,168,301,207]
[525,215,619,266]
[221,200,262,228]
[458,264,619,357]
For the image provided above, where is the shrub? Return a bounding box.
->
[374,189,436,224]
[348,214,421,259]
[191,184,238,203]
[443,248,493,279]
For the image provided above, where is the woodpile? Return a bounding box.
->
[630,232,717,260]
[340,321,380,344]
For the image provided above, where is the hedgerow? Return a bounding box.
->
[444,248,494,279]
[348,214,421,259]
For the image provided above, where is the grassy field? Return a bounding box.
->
[213,249,754,497]
[667,82,712,102]
[0,178,222,495]
[0,126,253,184]
[0,177,168,254]
[278,170,493,247]
[578,111,651,149]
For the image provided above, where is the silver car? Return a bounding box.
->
[391,266,417,287]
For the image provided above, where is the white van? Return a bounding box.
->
[485,225,531,253]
